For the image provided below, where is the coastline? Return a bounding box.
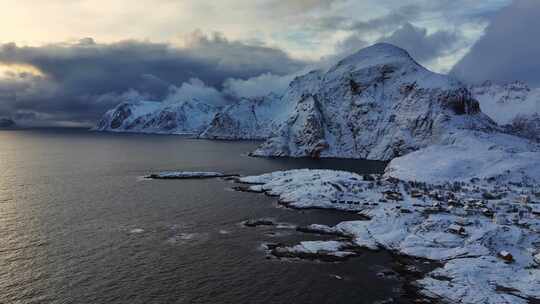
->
[233,169,540,303]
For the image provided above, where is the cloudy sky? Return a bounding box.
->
[0,0,537,126]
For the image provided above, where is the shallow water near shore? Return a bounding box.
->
[0,128,432,304]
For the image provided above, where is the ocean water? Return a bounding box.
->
[0,128,424,304]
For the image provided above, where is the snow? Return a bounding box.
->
[419,256,539,304]
[200,94,286,140]
[148,171,229,179]
[470,81,540,142]
[471,81,539,125]
[91,42,540,303]
[385,130,540,183]
[291,240,345,253]
[94,99,221,136]
[238,169,540,303]
[270,240,358,260]
[252,43,496,160]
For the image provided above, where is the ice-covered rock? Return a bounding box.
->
[243,218,276,227]
[253,43,496,160]
[269,240,359,261]
[147,171,234,179]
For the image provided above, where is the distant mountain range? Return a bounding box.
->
[0,118,16,128]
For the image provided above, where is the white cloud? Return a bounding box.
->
[223,73,297,98]
[164,78,226,105]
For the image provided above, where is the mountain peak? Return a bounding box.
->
[335,43,414,70]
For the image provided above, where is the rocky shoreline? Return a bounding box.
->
[233,169,540,304]
[243,216,444,303]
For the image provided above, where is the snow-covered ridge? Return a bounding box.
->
[94,93,288,140]
[94,99,220,136]
[200,94,286,140]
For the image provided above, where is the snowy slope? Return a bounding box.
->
[385,130,540,183]
[252,43,497,160]
[200,93,287,140]
[470,81,539,142]
[95,93,291,139]
[470,81,539,125]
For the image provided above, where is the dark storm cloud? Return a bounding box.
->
[378,23,461,62]
[0,32,306,126]
[336,6,462,65]
[349,5,421,33]
[451,0,540,86]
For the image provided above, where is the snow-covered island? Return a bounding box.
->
[99,44,540,303]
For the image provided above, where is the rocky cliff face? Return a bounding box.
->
[252,43,496,160]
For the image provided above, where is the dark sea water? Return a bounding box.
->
[0,128,421,304]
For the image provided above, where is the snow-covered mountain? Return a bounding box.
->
[95,43,537,166]
[95,99,221,136]
[253,43,497,160]
[470,81,539,125]
[200,93,286,140]
[470,81,539,142]
[95,94,289,139]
